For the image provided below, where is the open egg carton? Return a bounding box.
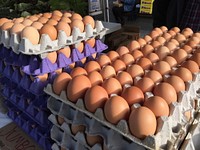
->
[4,100,52,150]
[44,69,200,150]
[0,21,108,57]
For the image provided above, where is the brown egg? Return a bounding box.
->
[53,72,72,95]
[153,27,163,36]
[144,70,162,83]
[75,42,84,53]
[116,71,133,86]
[0,18,10,27]
[146,53,159,63]
[135,77,154,93]
[169,39,179,47]
[71,124,85,135]
[56,21,71,36]
[84,61,101,73]
[57,115,65,125]
[175,33,186,44]
[85,38,95,48]
[52,10,63,17]
[21,26,40,45]
[10,23,25,34]
[141,44,154,56]
[88,71,103,86]
[171,27,180,33]
[1,22,14,30]
[83,15,95,28]
[102,77,122,95]
[160,26,168,33]
[85,85,108,112]
[165,41,177,52]
[38,17,48,24]
[126,64,144,78]
[40,24,58,40]
[164,75,185,93]
[104,95,130,124]
[151,40,161,49]
[171,49,188,64]
[116,46,129,56]
[162,32,172,41]
[67,75,91,102]
[57,47,71,58]
[107,51,120,62]
[60,17,71,23]
[181,60,199,73]
[190,36,200,44]
[156,36,166,45]
[131,50,144,60]
[168,30,176,38]
[143,35,152,43]
[22,19,33,26]
[182,27,193,37]
[127,40,140,51]
[13,17,24,24]
[144,96,169,117]
[71,13,83,20]
[70,67,87,78]
[181,45,192,54]
[47,51,57,63]
[51,15,61,22]
[137,57,152,70]
[155,46,170,60]
[137,38,147,47]
[34,73,48,82]
[190,53,200,66]
[70,19,84,32]
[192,32,200,38]
[163,56,177,67]
[97,54,111,67]
[86,134,103,147]
[28,15,39,22]
[149,30,159,40]
[186,40,197,49]
[100,65,116,79]
[111,59,126,72]
[128,107,157,139]
[153,61,171,75]
[46,19,58,26]
[63,12,72,18]
[42,12,52,18]
[31,21,43,30]
[153,82,177,104]
[120,53,135,66]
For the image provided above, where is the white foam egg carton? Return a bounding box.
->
[0,21,108,57]
[45,75,200,150]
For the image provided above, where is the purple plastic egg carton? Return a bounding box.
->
[22,40,108,76]
[5,101,52,150]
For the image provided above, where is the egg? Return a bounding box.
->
[46,19,58,26]
[52,10,63,17]
[57,47,71,58]
[1,22,14,30]
[128,106,157,139]
[111,59,126,72]
[189,36,200,44]
[154,27,163,35]
[165,41,177,52]
[71,13,83,20]
[75,42,84,53]
[28,15,39,22]
[104,95,130,124]
[107,51,120,62]
[174,33,186,43]
[169,39,179,47]
[70,19,84,32]
[162,32,172,41]
[182,27,193,36]
[144,96,169,117]
[100,65,116,79]
[153,82,177,104]
[186,40,197,49]
[126,64,144,78]
[83,15,95,28]
[130,50,144,60]
[70,67,87,78]
[155,46,170,60]
[51,15,61,22]
[88,71,103,86]
[102,77,122,95]
[182,30,192,39]
[86,134,103,147]
[190,53,200,66]
[22,19,33,26]
[141,44,154,56]
[71,124,85,135]
[181,45,192,54]
[172,67,193,82]
[0,18,10,27]
[84,61,101,73]
[143,35,152,43]
[31,21,43,30]
[120,53,135,66]
[116,46,130,56]
[171,27,180,33]
[137,57,152,70]
[97,54,111,67]
[167,30,176,37]
[42,12,52,18]
[56,21,71,36]
[171,49,188,64]
[38,17,48,24]
[151,40,161,49]
[40,24,58,40]
[60,17,71,23]
[193,32,200,38]
[152,61,171,75]
[55,68,63,74]
[137,38,147,47]
[144,70,162,83]
[21,26,40,45]
[156,36,166,45]
[116,71,133,86]
[52,72,72,95]
[57,115,65,125]
[163,56,177,67]
[85,85,108,112]
[10,23,25,34]
[13,17,24,23]
[63,12,72,18]
[85,38,95,48]
[135,77,154,93]
[164,75,185,93]
[146,53,159,63]
[47,51,57,63]
[160,26,168,33]
[67,75,91,102]
[182,60,199,73]
[127,40,140,51]
[149,30,159,39]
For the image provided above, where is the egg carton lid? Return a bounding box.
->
[0,21,108,57]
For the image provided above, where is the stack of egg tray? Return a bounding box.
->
[45,70,200,150]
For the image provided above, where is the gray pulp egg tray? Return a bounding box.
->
[0,21,108,58]
[44,70,200,150]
